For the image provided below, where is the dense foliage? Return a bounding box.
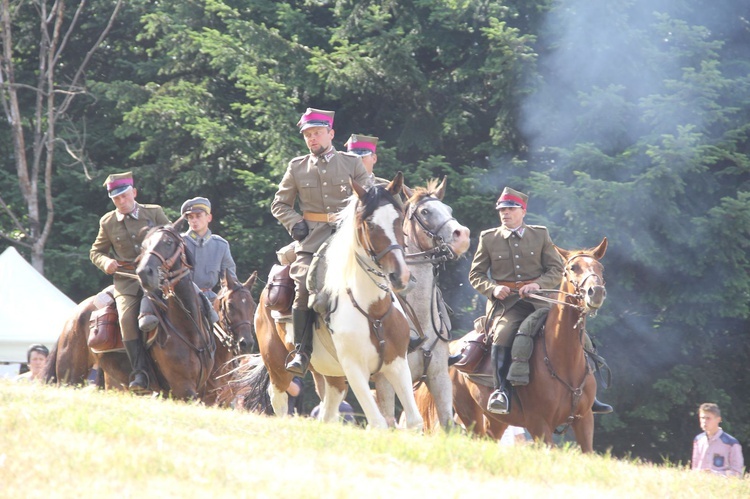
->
[1,0,748,464]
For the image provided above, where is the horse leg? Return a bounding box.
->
[318,377,347,423]
[372,373,398,428]
[572,410,595,453]
[381,358,424,431]
[339,359,389,429]
[426,364,455,431]
[268,381,290,417]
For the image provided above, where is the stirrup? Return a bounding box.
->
[285,350,310,376]
[487,389,510,414]
[128,370,150,394]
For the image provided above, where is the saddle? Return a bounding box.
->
[452,316,492,374]
[265,264,294,313]
[88,294,158,354]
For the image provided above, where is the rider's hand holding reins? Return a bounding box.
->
[519,282,540,299]
[492,285,511,300]
[104,258,119,274]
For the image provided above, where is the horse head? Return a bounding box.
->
[218,270,258,354]
[136,225,191,295]
[556,237,608,313]
[403,177,470,258]
[351,171,411,291]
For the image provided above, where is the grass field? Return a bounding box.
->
[1,381,747,498]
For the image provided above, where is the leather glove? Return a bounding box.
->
[291,220,309,241]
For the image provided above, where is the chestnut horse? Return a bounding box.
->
[373,178,470,429]
[418,238,608,451]
[243,173,423,429]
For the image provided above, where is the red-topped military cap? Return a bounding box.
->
[297,108,335,132]
[345,134,378,157]
[495,187,528,210]
[103,171,134,198]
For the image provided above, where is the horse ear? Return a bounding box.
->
[351,176,367,200]
[435,176,447,200]
[591,237,607,260]
[226,270,241,290]
[402,184,413,200]
[244,270,258,291]
[387,171,404,197]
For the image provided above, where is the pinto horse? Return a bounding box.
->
[244,172,424,429]
[421,238,608,450]
[373,178,470,429]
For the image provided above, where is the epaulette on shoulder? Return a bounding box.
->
[720,432,740,445]
[526,224,549,231]
[139,203,162,210]
[480,227,500,237]
[210,234,229,245]
[289,154,309,165]
[340,151,360,158]
[100,211,116,223]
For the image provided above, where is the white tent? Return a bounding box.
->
[0,246,76,366]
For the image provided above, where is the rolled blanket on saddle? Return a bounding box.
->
[506,308,549,386]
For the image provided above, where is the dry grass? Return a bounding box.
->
[1,381,748,498]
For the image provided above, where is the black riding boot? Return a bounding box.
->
[285,308,314,376]
[592,398,613,414]
[123,339,150,394]
[487,345,511,414]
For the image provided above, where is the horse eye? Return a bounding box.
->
[420,208,429,216]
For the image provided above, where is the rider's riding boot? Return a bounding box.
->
[487,345,511,414]
[447,352,463,366]
[285,308,313,376]
[138,295,158,332]
[123,339,150,394]
[592,398,614,415]
[199,290,219,325]
[408,334,427,353]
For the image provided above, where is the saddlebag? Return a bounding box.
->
[88,302,124,352]
[265,264,294,313]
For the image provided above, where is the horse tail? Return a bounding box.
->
[43,340,60,385]
[413,382,440,433]
[241,360,273,415]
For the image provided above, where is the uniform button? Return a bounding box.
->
[530,251,535,255]
[321,170,326,174]
[516,265,520,269]
[515,255,519,258]
[514,243,519,247]
[517,274,522,278]
[116,237,120,241]
[324,194,328,198]
[323,182,328,186]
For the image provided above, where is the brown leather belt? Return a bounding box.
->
[303,212,336,223]
[496,279,535,290]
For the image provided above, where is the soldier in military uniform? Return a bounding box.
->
[470,187,612,415]
[138,196,234,331]
[90,172,170,392]
[469,187,564,414]
[272,108,370,375]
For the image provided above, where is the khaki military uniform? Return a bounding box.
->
[469,224,563,346]
[271,148,369,309]
[90,203,170,340]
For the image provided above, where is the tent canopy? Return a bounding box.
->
[0,246,77,363]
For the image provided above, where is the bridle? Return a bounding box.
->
[216,283,255,355]
[354,197,407,292]
[140,226,192,297]
[403,196,458,263]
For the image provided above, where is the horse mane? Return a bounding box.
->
[323,185,399,296]
[406,178,441,205]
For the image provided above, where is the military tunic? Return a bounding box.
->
[90,203,170,340]
[182,228,237,300]
[469,223,563,346]
[271,148,369,309]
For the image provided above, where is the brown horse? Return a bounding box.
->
[45,226,251,402]
[241,173,423,429]
[418,238,608,451]
[202,270,258,406]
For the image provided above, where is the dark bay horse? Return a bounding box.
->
[373,178,470,429]
[418,238,608,450]
[46,226,254,402]
[203,270,258,406]
[242,173,424,429]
